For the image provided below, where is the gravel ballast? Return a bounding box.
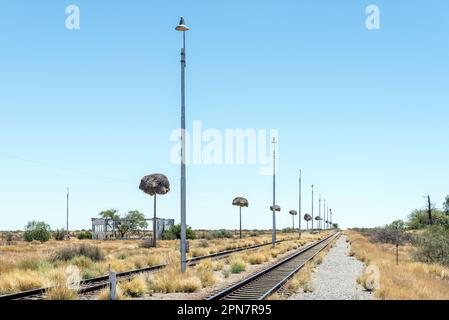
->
[290,235,374,300]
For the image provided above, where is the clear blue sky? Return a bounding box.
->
[1,1,448,231]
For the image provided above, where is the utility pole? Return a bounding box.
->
[311,185,314,231]
[66,187,69,235]
[319,195,321,231]
[330,208,333,228]
[271,137,277,247]
[323,199,326,230]
[298,170,302,238]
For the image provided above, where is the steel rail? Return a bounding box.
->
[206,232,339,300]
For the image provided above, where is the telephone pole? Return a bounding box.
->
[311,185,314,231]
[323,199,326,230]
[66,187,69,234]
[319,195,322,231]
[298,170,302,238]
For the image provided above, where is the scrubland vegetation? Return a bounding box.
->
[348,230,449,299]
[347,196,449,299]
[0,229,326,298]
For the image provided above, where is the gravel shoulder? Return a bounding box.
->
[290,235,374,300]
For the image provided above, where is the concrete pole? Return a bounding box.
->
[319,195,321,231]
[311,185,314,231]
[298,170,302,238]
[272,138,277,247]
[180,30,187,273]
[66,188,69,235]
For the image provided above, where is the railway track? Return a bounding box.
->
[0,238,290,300]
[207,232,340,300]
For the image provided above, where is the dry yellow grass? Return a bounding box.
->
[120,276,147,297]
[229,258,247,274]
[285,262,314,293]
[0,230,328,296]
[45,286,78,300]
[347,230,449,300]
[145,253,202,293]
[248,253,268,265]
[96,286,127,300]
[0,270,44,294]
[267,293,282,300]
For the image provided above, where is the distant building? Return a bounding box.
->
[91,217,174,240]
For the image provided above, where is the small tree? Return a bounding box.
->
[408,209,449,229]
[116,211,148,238]
[414,226,449,266]
[99,209,120,220]
[24,221,51,242]
[444,195,449,215]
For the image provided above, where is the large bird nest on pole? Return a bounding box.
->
[304,214,312,221]
[232,197,248,207]
[270,205,281,212]
[289,210,298,215]
[139,174,170,196]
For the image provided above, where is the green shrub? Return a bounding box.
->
[24,221,51,242]
[82,269,98,280]
[69,256,94,269]
[162,224,196,240]
[230,260,246,273]
[408,209,449,230]
[53,229,67,241]
[18,258,51,271]
[209,229,233,239]
[51,244,104,262]
[77,231,92,240]
[413,226,449,266]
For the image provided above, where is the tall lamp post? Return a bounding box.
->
[323,199,326,230]
[298,170,302,238]
[319,195,321,231]
[311,185,314,231]
[330,208,333,229]
[175,17,189,273]
[66,187,69,235]
[271,137,277,247]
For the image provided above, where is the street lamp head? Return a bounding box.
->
[175,17,190,31]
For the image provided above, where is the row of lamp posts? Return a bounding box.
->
[139,17,336,274]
